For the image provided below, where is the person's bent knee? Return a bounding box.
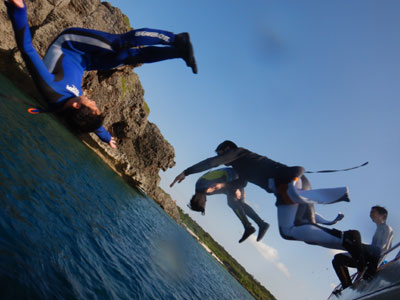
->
[291,166,305,178]
[279,227,296,241]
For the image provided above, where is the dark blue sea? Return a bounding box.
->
[0,74,254,300]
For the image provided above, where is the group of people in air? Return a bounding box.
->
[170,141,393,292]
[5,0,394,294]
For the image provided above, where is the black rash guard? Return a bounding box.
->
[184,147,305,193]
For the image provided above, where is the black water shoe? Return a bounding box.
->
[257,222,269,242]
[239,226,256,243]
[174,32,198,74]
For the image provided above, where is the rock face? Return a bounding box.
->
[0,0,180,221]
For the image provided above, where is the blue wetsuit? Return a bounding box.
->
[7,3,180,143]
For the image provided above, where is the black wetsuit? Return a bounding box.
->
[184,147,304,193]
[195,168,265,230]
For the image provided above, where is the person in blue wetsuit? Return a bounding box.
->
[189,167,269,243]
[5,0,197,148]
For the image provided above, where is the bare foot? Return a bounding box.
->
[7,0,24,8]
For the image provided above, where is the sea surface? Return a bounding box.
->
[0,74,255,300]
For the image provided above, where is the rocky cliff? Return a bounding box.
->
[0,0,180,221]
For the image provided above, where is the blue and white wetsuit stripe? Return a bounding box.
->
[7,3,177,143]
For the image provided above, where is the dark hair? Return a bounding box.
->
[215,140,238,153]
[188,193,207,215]
[371,205,388,220]
[62,106,104,133]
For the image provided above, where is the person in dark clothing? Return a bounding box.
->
[189,167,269,243]
[171,140,307,195]
[171,140,358,252]
[332,206,393,290]
[5,0,197,148]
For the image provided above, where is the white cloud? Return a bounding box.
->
[250,236,291,278]
[276,262,291,278]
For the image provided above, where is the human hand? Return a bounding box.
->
[205,187,216,194]
[205,183,225,194]
[109,137,117,149]
[336,213,344,222]
[214,183,225,190]
[235,189,242,200]
[170,172,185,187]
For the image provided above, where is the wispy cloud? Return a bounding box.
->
[249,236,291,277]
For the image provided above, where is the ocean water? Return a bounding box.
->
[0,74,254,300]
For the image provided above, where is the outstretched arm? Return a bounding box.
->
[94,126,116,148]
[170,148,244,187]
[170,171,185,187]
[315,212,344,225]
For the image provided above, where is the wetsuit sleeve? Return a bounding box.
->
[229,178,248,190]
[315,212,332,224]
[183,157,219,176]
[183,149,243,176]
[94,126,112,143]
[315,212,343,225]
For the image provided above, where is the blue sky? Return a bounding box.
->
[107,1,400,299]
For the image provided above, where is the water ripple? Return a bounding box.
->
[0,75,254,300]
